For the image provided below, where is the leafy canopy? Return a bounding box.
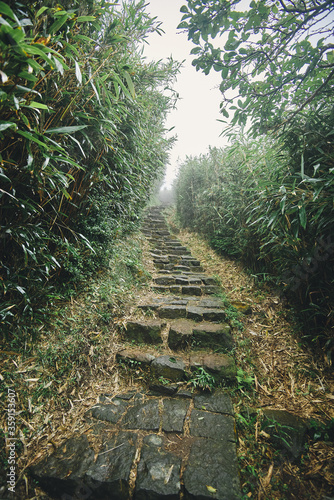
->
[178,0,334,134]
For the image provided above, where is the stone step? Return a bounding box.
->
[124,319,165,344]
[169,319,233,351]
[151,284,221,296]
[30,390,240,500]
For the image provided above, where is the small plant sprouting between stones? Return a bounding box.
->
[188,367,216,391]
[236,368,255,393]
[158,376,170,385]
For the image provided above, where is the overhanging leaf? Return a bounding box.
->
[45,125,88,134]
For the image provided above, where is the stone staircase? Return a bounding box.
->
[30,206,242,500]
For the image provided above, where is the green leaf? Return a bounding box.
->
[0,1,16,20]
[17,130,50,150]
[0,122,17,132]
[26,101,49,110]
[77,16,96,22]
[45,125,88,134]
[49,14,69,34]
[36,6,49,17]
[299,205,307,229]
[123,71,135,98]
[0,170,11,182]
[0,16,11,27]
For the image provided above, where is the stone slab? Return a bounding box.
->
[155,276,176,285]
[190,409,236,441]
[182,286,202,296]
[192,323,233,350]
[189,353,236,382]
[183,437,241,500]
[123,398,160,431]
[30,431,138,500]
[117,349,156,366]
[193,391,234,416]
[262,409,307,458]
[135,434,181,500]
[162,398,190,433]
[168,319,194,350]
[158,305,187,319]
[125,320,164,344]
[151,355,186,382]
[86,399,129,424]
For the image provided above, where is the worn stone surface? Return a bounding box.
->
[182,285,202,296]
[151,355,186,381]
[123,398,160,430]
[117,349,156,366]
[194,391,234,416]
[135,434,181,500]
[190,353,237,382]
[86,399,129,424]
[148,383,179,396]
[168,319,194,350]
[202,285,221,295]
[198,298,223,308]
[183,438,241,500]
[186,306,204,321]
[158,305,187,319]
[125,320,164,344]
[162,398,190,432]
[30,431,138,500]
[154,276,176,285]
[201,308,227,322]
[192,322,233,350]
[190,409,236,441]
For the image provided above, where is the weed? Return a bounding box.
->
[187,367,216,391]
[158,376,170,385]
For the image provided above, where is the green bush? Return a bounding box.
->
[175,126,334,349]
[0,0,180,340]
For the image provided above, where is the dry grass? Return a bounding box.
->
[174,226,334,499]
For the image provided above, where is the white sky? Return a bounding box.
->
[142,0,228,187]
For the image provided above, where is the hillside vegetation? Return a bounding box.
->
[175,0,334,355]
[0,0,180,343]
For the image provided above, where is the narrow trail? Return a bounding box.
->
[27,205,334,499]
[30,205,241,499]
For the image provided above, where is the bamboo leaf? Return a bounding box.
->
[0,122,17,132]
[77,16,96,22]
[299,205,307,229]
[0,1,16,20]
[25,101,49,110]
[36,6,49,17]
[17,130,50,149]
[123,71,135,98]
[45,125,87,134]
[75,60,82,84]
[49,13,69,34]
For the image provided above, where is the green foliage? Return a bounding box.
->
[175,132,334,348]
[179,0,334,135]
[188,366,216,391]
[0,0,180,340]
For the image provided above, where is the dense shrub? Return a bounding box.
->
[0,0,179,338]
[175,124,334,349]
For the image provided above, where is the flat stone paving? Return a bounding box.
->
[31,390,241,499]
[30,206,241,499]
